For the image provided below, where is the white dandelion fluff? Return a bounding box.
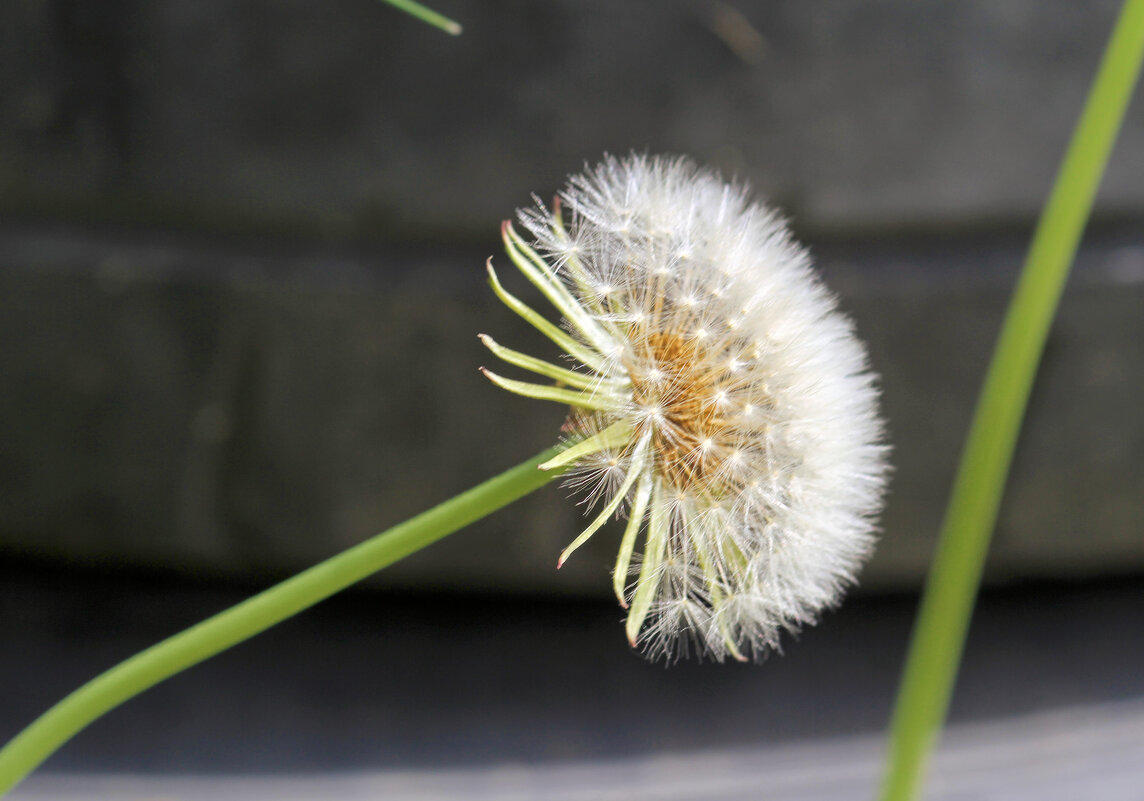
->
[481,154,888,662]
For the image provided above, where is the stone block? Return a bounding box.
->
[2,225,1141,592]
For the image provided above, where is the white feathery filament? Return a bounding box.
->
[481,154,888,663]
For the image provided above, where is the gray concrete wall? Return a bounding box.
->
[1,1,1142,592]
[4,1,1143,235]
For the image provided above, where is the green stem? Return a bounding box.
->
[379,0,462,35]
[878,3,1144,800]
[0,447,561,796]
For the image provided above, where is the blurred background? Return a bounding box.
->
[1,1,1142,798]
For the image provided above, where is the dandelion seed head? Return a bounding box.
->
[485,154,888,662]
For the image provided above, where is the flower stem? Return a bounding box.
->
[379,0,462,36]
[878,2,1144,800]
[0,447,561,795]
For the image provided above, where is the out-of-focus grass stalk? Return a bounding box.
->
[381,0,462,35]
[879,2,1144,800]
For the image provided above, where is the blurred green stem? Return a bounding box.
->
[380,0,462,35]
[878,2,1144,800]
[0,447,561,796]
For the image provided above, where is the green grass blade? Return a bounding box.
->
[879,2,1144,800]
[379,0,462,35]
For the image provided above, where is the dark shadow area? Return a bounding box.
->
[2,558,1140,774]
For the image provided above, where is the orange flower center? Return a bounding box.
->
[629,329,735,494]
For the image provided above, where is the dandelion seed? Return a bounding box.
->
[482,154,888,662]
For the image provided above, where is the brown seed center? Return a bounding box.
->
[629,330,730,493]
